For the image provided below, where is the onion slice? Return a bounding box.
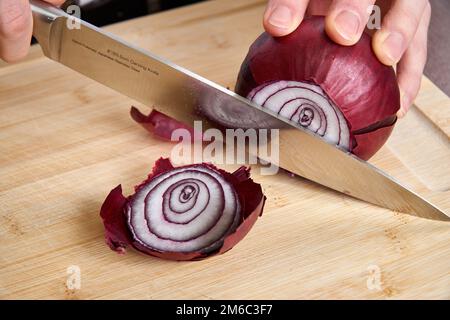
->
[100,158,265,261]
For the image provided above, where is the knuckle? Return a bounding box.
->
[400,10,421,34]
[0,2,30,39]
[385,6,421,41]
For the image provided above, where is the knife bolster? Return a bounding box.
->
[30,0,67,60]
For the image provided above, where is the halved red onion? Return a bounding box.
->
[233,16,400,160]
[100,158,265,261]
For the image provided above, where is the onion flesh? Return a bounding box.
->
[248,80,351,150]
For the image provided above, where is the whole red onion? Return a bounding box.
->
[234,16,400,160]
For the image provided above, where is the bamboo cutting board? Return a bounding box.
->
[0,0,449,299]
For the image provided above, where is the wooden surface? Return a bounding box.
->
[0,0,449,299]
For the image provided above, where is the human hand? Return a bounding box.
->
[0,0,65,63]
[263,0,431,117]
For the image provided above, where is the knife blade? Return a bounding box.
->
[30,0,449,221]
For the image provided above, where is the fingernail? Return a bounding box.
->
[334,10,360,41]
[381,32,405,64]
[268,5,293,29]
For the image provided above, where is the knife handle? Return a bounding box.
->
[30,0,68,59]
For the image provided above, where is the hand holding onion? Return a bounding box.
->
[263,0,431,117]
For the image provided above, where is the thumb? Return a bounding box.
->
[263,0,310,37]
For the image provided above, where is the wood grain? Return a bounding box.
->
[0,0,449,299]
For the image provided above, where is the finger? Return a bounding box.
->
[372,0,429,66]
[45,0,66,4]
[0,0,32,62]
[0,0,65,63]
[396,2,431,118]
[263,0,310,37]
[325,0,376,45]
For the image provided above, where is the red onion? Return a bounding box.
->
[233,16,400,160]
[100,158,265,261]
[130,106,198,142]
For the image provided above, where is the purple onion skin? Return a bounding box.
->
[130,106,201,142]
[100,158,265,261]
[236,16,400,160]
[100,185,132,254]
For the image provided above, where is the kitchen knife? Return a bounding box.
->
[30,0,449,221]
